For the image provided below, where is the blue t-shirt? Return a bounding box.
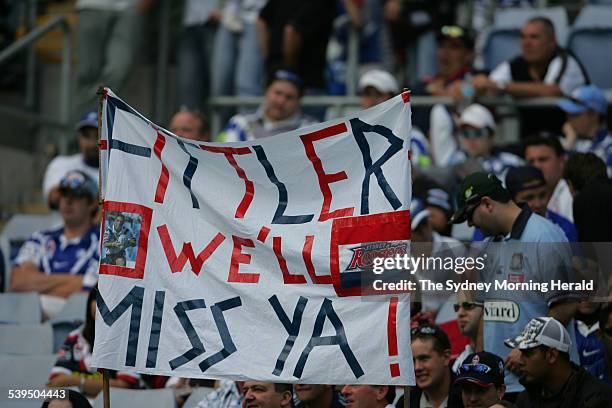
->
[13,225,100,290]
[476,206,579,393]
[575,320,605,370]
[588,358,612,386]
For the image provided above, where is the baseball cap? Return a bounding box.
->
[410,198,430,230]
[504,317,571,353]
[437,25,475,49]
[459,104,496,130]
[505,166,546,198]
[269,69,304,95]
[358,69,399,94]
[426,188,453,216]
[58,170,97,199]
[455,352,505,388]
[76,110,98,131]
[450,172,511,224]
[558,85,607,116]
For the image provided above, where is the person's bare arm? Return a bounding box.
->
[282,24,303,69]
[255,17,269,60]
[11,262,82,296]
[341,0,363,28]
[472,75,563,98]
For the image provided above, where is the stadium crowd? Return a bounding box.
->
[2,0,612,407]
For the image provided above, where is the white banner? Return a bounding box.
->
[92,89,415,385]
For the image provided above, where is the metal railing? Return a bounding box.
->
[0,13,73,146]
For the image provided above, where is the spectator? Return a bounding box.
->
[450,172,579,398]
[523,135,573,222]
[564,152,612,242]
[472,17,589,138]
[437,104,522,181]
[43,111,99,210]
[589,303,612,385]
[294,384,344,408]
[48,286,139,398]
[558,85,612,176]
[411,25,476,134]
[424,187,454,237]
[341,384,395,408]
[505,317,612,407]
[358,69,432,171]
[217,70,317,142]
[396,324,463,407]
[575,301,605,371]
[196,380,243,408]
[241,382,293,408]
[452,291,483,374]
[256,0,336,93]
[211,0,267,101]
[11,171,99,319]
[454,351,513,408]
[74,0,153,116]
[504,166,577,242]
[169,109,211,142]
[177,0,221,113]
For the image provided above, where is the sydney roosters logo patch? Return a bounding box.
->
[346,242,408,271]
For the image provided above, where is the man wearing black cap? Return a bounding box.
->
[218,69,317,142]
[450,172,579,398]
[43,110,99,209]
[12,170,99,318]
[455,351,514,408]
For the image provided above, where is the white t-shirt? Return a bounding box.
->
[489,52,587,96]
[42,154,99,200]
[548,179,574,222]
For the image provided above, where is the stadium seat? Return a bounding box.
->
[0,322,53,355]
[567,5,612,89]
[0,292,42,324]
[0,235,9,292]
[482,7,569,71]
[182,387,215,408]
[2,213,63,259]
[92,388,176,408]
[0,354,56,388]
[50,292,88,351]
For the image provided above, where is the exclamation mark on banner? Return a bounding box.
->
[387,296,400,377]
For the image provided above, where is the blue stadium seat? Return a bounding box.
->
[0,293,41,324]
[92,388,176,408]
[567,5,612,89]
[0,354,56,388]
[50,292,88,351]
[0,323,53,355]
[482,7,569,71]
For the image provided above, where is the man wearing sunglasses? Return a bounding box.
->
[450,172,579,399]
[440,104,522,181]
[505,317,612,407]
[558,85,612,176]
[455,351,513,408]
[452,291,484,375]
[11,170,99,319]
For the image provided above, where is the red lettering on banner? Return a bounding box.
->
[257,226,270,243]
[228,236,260,283]
[272,236,307,284]
[200,146,255,219]
[153,133,169,204]
[302,235,332,284]
[157,224,225,276]
[300,123,354,222]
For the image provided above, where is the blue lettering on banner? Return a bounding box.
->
[253,145,314,224]
[349,118,403,214]
[293,298,364,379]
[97,286,145,367]
[269,295,308,376]
[177,140,200,209]
[146,290,165,368]
[169,299,207,370]
[199,297,242,372]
